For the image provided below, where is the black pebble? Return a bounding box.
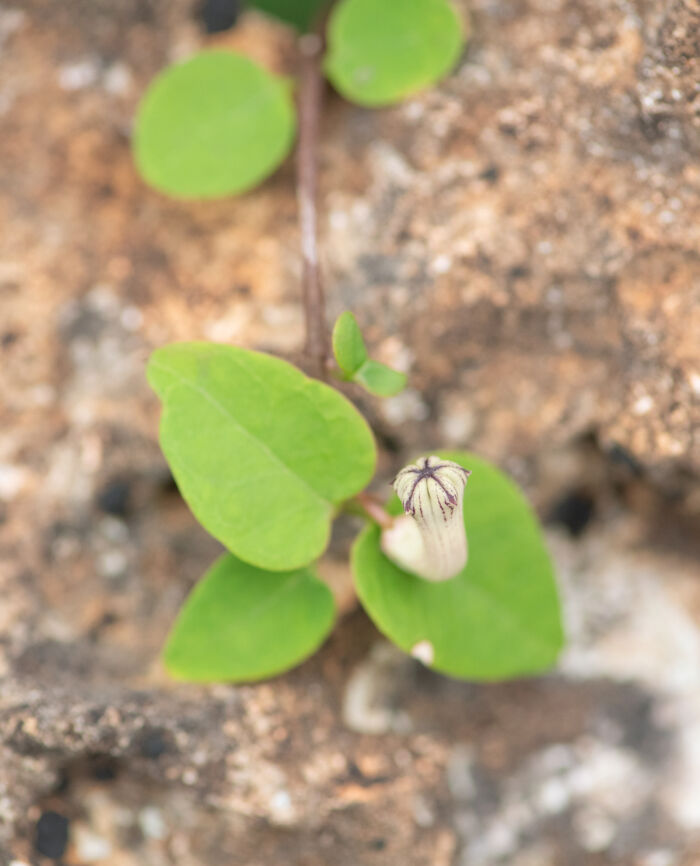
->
[607,442,643,476]
[138,728,169,759]
[198,0,240,32]
[479,164,501,184]
[96,478,131,517]
[547,489,595,537]
[90,755,119,781]
[508,264,530,280]
[35,811,69,859]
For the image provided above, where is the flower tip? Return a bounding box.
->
[393,456,470,520]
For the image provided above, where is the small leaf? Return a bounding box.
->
[332,311,368,375]
[332,312,406,395]
[246,0,328,31]
[134,51,296,199]
[353,360,407,397]
[148,342,376,571]
[325,0,465,107]
[352,452,564,680]
[164,554,335,682]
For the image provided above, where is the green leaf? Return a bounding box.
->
[148,342,376,571]
[164,554,335,682]
[332,312,406,395]
[352,452,564,680]
[332,311,368,375]
[134,50,296,199]
[325,0,465,107]
[246,0,328,31]
[353,360,407,397]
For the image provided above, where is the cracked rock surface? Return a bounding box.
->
[1,0,699,863]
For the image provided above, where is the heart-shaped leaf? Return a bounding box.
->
[352,452,564,680]
[134,50,296,199]
[325,0,466,107]
[164,554,335,682]
[148,342,376,570]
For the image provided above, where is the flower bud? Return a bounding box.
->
[381,456,471,582]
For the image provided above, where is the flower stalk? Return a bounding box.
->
[381,456,471,582]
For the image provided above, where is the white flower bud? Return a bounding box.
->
[381,456,471,582]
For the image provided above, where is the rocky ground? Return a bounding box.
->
[1,0,699,863]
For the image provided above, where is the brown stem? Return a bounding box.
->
[296,32,329,379]
[355,492,395,530]
[296,26,391,534]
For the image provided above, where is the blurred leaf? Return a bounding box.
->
[134,51,295,199]
[353,359,407,397]
[332,311,368,375]
[325,0,465,106]
[148,342,376,570]
[164,554,335,682]
[246,0,328,31]
[352,452,564,680]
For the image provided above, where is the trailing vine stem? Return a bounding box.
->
[296,31,329,380]
[296,22,394,534]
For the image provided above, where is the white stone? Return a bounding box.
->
[536,777,570,814]
[411,640,435,666]
[59,59,99,91]
[138,806,167,840]
[120,306,143,331]
[431,254,452,275]
[98,550,127,579]
[73,825,112,861]
[0,464,26,500]
[573,807,616,852]
[633,395,654,415]
[103,62,132,95]
[269,789,296,825]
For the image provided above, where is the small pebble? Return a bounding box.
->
[269,789,296,824]
[138,728,169,759]
[34,811,69,859]
[96,478,131,518]
[120,306,143,331]
[431,254,452,275]
[547,489,595,537]
[98,550,127,579]
[633,395,654,415]
[138,806,167,840]
[573,807,616,852]
[198,0,240,33]
[411,640,434,666]
[73,824,112,862]
[0,464,26,500]
[58,59,98,91]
